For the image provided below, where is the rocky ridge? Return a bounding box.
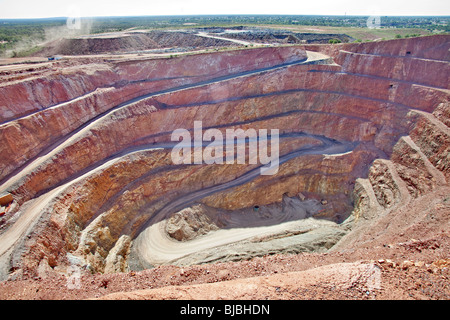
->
[0,35,448,299]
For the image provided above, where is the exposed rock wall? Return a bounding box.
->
[0,35,448,276]
[304,34,450,61]
[0,46,306,184]
[333,109,448,253]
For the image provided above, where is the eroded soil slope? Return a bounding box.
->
[0,35,448,299]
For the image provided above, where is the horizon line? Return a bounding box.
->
[1,14,450,20]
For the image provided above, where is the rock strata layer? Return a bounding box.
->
[0,36,448,278]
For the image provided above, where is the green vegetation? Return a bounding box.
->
[0,15,448,57]
[85,15,450,33]
[395,33,422,39]
[0,18,66,56]
[11,45,42,58]
[328,38,341,44]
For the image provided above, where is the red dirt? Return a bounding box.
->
[0,36,448,301]
[0,233,448,300]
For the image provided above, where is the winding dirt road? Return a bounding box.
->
[0,50,339,273]
[132,136,354,267]
[196,32,256,46]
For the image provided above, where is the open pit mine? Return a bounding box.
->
[0,33,448,299]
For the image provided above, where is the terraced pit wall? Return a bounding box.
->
[0,36,448,276]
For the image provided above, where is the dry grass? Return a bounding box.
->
[253,24,433,41]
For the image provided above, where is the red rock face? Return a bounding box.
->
[0,64,119,123]
[305,34,450,61]
[0,36,448,276]
[0,46,307,183]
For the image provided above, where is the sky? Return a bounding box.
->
[0,0,449,19]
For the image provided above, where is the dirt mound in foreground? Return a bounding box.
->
[0,184,448,300]
[0,237,448,300]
